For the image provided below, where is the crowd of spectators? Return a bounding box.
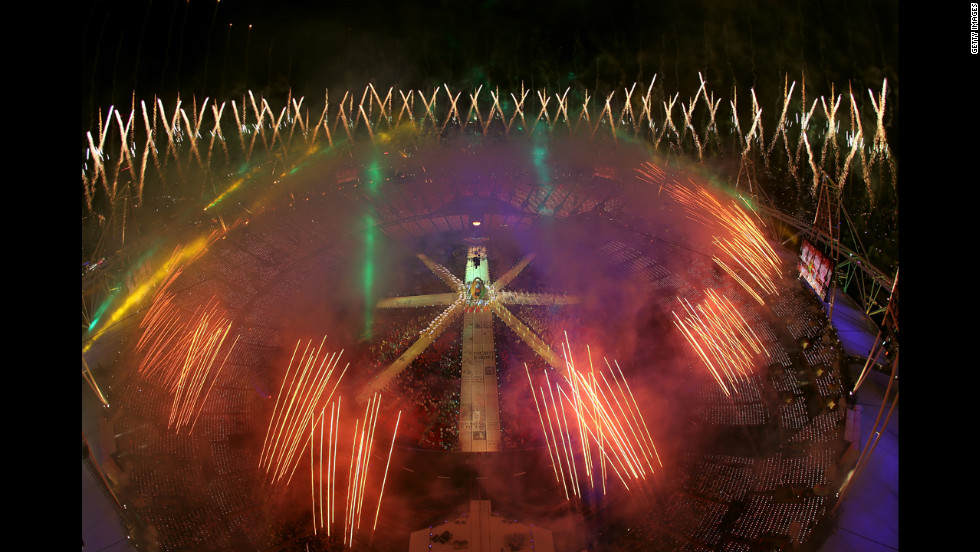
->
[729,495,827,545]
[677,453,756,504]
[786,409,846,445]
[366,306,463,451]
[493,316,549,451]
[99,217,857,551]
[752,451,834,493]
[587,238,853,551]
[777,400,810,431]
[696,403,772,426]
[663,491,730,548]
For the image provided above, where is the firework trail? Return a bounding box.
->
[167,301,239,434]
[135,271,189,387]
[671,288,769,397]
[310,399,343,537]
[259,336,347,486]
[819,86,843,180]
[524,336,662,503]
[129,246,241,434]
[637,170,782,304]
[305,392,400,547]
[372,410,400,532]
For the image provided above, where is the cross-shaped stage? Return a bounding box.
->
[360,244,577,452]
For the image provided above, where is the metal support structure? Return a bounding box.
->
[810,172,841,321]
[831,263,897,516]
[833,350,898,516]
[752,201,894,320]
[851,268,898,394]
[82,356,110,407]
[736,159,896,334]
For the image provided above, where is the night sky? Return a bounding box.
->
[83,0,899,134]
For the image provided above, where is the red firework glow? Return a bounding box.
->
[306,395,401,546]
[257,338,402,547]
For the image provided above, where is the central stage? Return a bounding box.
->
[460,246,502,452]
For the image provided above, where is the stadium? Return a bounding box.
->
[82,2,898,552]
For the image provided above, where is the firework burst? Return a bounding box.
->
[525,335,662,502]
[303,393,401,547]
[671,289,769,397]
[638,170,782,305]
[259,337,347,486]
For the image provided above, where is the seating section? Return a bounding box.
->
[104,211,852,551]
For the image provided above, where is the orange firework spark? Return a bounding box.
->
[313,399,343,537]
[135,279,186,386]
[526,364,566,499]
[372,410,401,532]
[302,391,401,546]
[311,410,318,536]
[525,336,663,503]
[635,167,781,304]
[672,289,769,396]
[165,298,239,434]
[259,337,347,486]
[344,418,358,545]
[126,242,247,435]
[346,393,385,547]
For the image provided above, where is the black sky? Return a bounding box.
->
[83,0,899,130]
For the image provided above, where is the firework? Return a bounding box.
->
[258,339,402,545]
[85,227,224,357]
[134,263,188,387]
[118,242,241,435]
[83,78,895,216]
[639,173,782,304]
[671,289,769,396]
[525,337,662,503]
[166,297,239,433]
[372,410,401,532]
[314,393,399,547]
[259,336,347,485]
[310,400,342,538]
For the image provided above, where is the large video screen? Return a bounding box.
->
[799,239,834,302]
